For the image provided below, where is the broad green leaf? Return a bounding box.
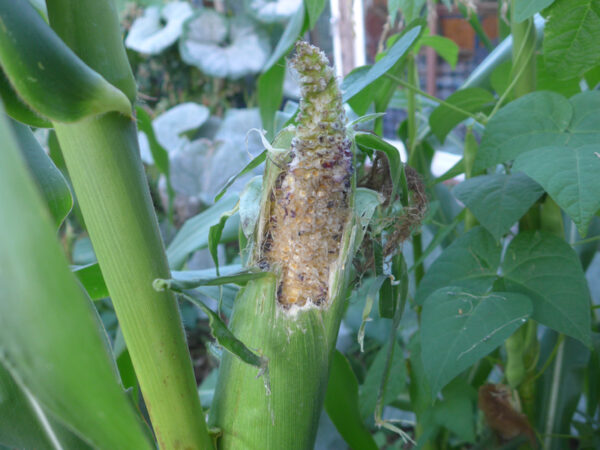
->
[536,56,581,97]
[417,35,459,68]
[342,27,421,102]
[262,4,306,72]
[177,291,267,371]
[167,195,239,269]
[359,339,407,419]
[304,0,326,29]
[215,151,267,202]
[536,331,590,450]
[258,60,285,139]
[543,0,600,79]
[429,88,494,143]
[180,11,271,80]
[432,377,477,443]
[514,0,555,22]
[475,91,600,234]
[502,231,592,345]
[124,2,192,55]
[453,173,544,240]
[584,64,600,88]
[514,144,600,236]
[73,263,108,300]
[0,0,132,121]
[0,70,51,128]
[0,363,91,449]
[10,119,72,228]
[0,107,152,449]
[325,351,378,450]
[421,287,532,394]
[416,227,501,305]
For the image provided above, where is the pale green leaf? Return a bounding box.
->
[514,0,555,22]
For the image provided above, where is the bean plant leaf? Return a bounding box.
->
[429,88,494,143]
[453,173,544,240]
[475,91,600,235]
[417,35,459,68]
[124,2,192,55]
[0,0,132,121]
[325,351,379,450]
[421,287,532,394]
[10,119,73,228]
[416,227,501,305]
[0,106,152,449]
[0,70,51,128]
[180,10,271,79]
[342,26,421,102]
[177,292,267,370]
[543,0,600,79]
[152,102,210,153]
[502,231,592,345]
[167,195,239,269]
[513,0,555,22]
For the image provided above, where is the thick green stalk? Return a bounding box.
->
[47,1,211,447]
[54,115,211,449]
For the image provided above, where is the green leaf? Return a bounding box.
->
[215,151,267,202]
[0,363,91,449]
[0,106,151,449]
[584,64,600,88]
[514,0,555,22]
[263,5,306,72]
[417,35,459,68]
[355,133,404,201]
[536,55,581,97]
[358,276,388,352]
[0,0,132,121]
[258,60,285,139]
[429,88,494,143]
[0,70,51,128]
[359,339,407,419]
[239,176,263,238]
[453,173,544,240]
[379,252,407,319]
[543,0,600,79]
[502,231,592,345]
[395,0,426,23]
[177,291,267,370]
[208,203,237,275]
[304,0,326,29]
[415,227,501,305]
[514,144,600,236]
[421,287,532,394]
[325,351,378,450]
[135,106,169,177]
[167,195,239,269]
[10,119,72,228]
[432,377,477,443]
[73,263,108,300]
[342,26,421,102]
[475,91,600,234]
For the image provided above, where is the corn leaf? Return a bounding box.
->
[0,0,132,122]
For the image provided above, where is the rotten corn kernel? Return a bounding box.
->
[262,41,353,307]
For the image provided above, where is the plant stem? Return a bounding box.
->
[47,1,211,447]
[54,115,211,449]
[385,73,487,124]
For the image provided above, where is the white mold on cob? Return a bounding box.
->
[261,41,353,308]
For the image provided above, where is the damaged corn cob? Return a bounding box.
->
[262,41,353,308]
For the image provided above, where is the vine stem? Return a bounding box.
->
[385,73,488,124]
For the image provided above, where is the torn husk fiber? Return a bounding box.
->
[208,42,360,449]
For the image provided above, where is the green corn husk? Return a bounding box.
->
[209,42,369,449]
